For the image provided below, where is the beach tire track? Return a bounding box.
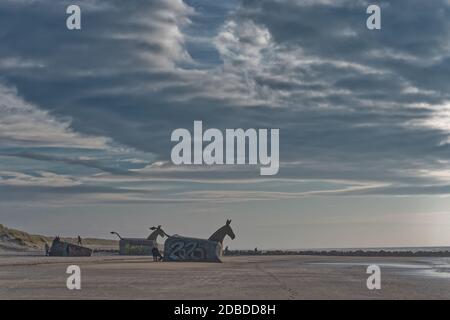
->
[255,262,299,300]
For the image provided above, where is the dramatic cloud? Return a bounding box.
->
[0,84,109,149]
[0,170,81,187]
[2,0,450,204]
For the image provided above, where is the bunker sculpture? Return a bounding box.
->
[164,219,235,262]
[111,225,168,256]
[49,236,93,257]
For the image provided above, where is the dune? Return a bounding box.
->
[0,224,118,253]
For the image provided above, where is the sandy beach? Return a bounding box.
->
[0,254,448,299]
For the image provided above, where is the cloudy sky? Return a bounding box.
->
[1,0,450,249]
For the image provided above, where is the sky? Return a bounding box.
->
[1,0,450,249]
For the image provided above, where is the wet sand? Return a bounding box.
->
[0,254,449,299]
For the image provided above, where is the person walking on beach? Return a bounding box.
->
[77,235,82,246]
[152,246,163,262]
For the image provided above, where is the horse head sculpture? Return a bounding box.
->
[147,225,169,241]
[110,231,123,240]
[208,219,235,245]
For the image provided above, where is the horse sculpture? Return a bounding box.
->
[111,225,168,256]
[147,225,170,241]
[164,220,235,262]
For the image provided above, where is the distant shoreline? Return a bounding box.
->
[225,249,450,257]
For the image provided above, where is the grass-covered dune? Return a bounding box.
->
[0,224,118,252]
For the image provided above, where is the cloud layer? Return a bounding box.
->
[2,0,450,205]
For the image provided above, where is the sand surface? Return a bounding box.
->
[0,254,449,299]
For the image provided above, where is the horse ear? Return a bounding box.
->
[226,219,231,225]
[150,226,157,230]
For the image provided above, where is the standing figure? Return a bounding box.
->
[152,246,163,262]
[77,235,82,246]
